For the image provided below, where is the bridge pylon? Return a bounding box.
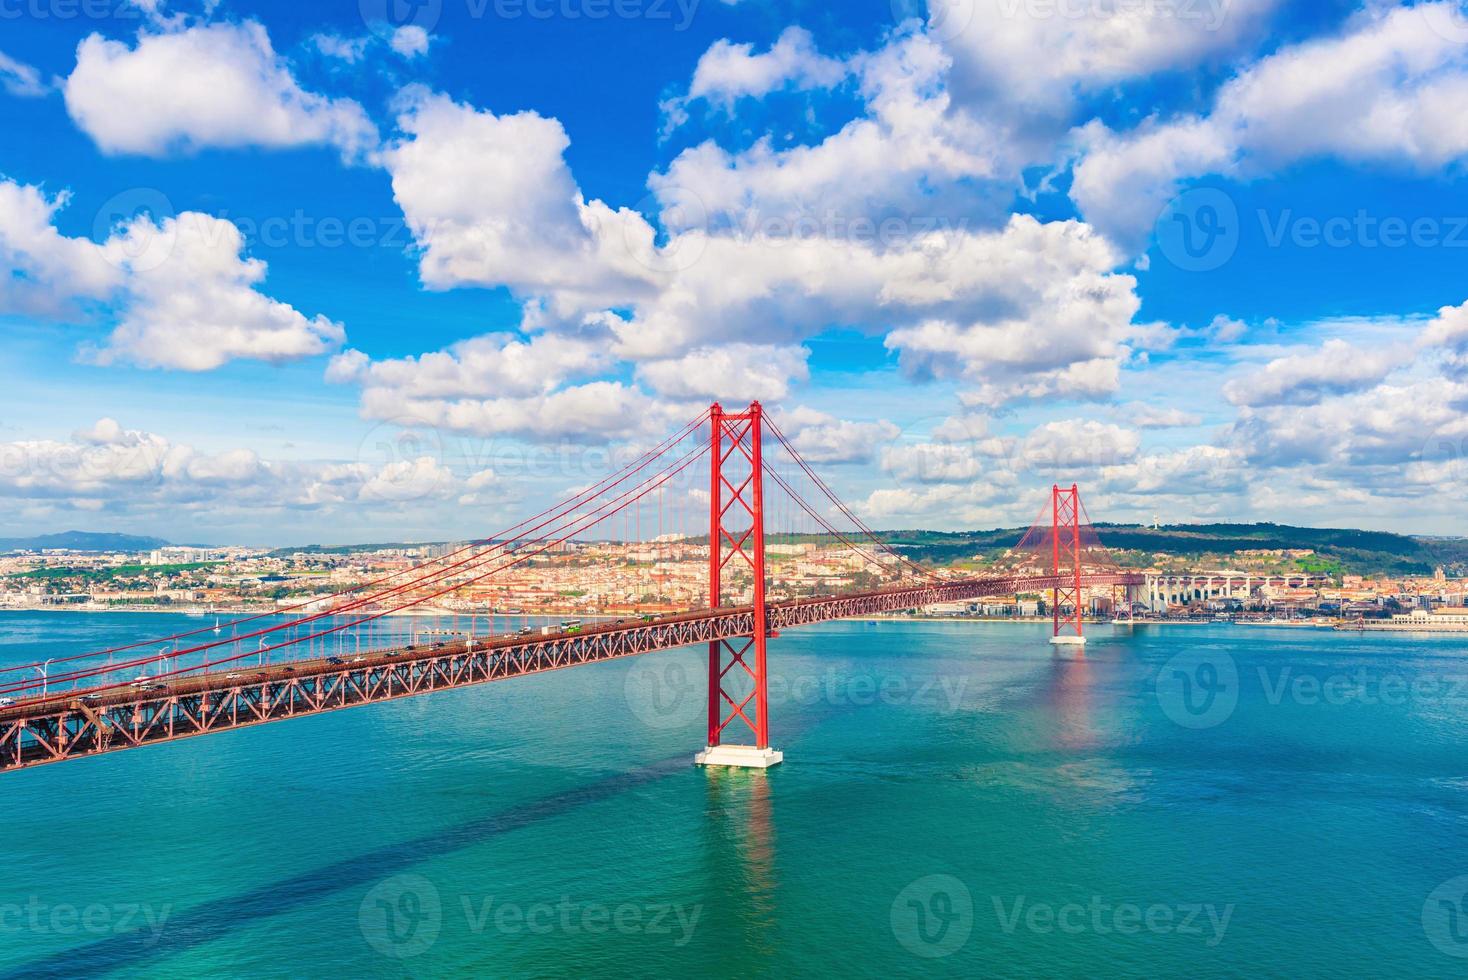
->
[1050,483,1087,647]
[696,401,783,769]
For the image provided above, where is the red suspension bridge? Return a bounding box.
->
[0,403,1142,774]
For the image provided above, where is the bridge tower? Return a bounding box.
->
[696,402,784,769]
[1050,483,1087,647]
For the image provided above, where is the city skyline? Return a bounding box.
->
[2,1,1468,545]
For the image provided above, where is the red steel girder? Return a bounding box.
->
[0,570,1140,774]
[1051,484,1085,640]
[707,402,771,749]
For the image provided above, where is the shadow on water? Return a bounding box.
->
[9,659,873,978]
[5,755,695,979]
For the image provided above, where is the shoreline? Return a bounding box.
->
[0,605,519,619]
[862,615,1215,626]
[0,606,1203,626]
[11,606,1459,633]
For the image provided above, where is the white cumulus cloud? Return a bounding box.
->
[1071,3,1468,246]
[64,22,378,161]
[90,211,346,371]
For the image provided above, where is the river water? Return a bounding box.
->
[2,611,1467,977]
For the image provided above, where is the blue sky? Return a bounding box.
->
[2,0,1468,544]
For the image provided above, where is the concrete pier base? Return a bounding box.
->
[695,745,784,769]
[1049,635,1088,647]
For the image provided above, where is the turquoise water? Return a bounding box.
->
[3,611,1468,977]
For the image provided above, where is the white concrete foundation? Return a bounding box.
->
[695,745,784,769]
[1049,635,1088,646]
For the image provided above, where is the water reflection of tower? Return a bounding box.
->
[1047,655,1096,751]
[701,770,778,956]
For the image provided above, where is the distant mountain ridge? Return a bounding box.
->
[3,521,1463,575]
[0,531,171,553]
[880,522,1468,576]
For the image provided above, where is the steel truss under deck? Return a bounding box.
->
[0,572,1141,773]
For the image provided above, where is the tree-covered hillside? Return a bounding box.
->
[878,523,1468,577]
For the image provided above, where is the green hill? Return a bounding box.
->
[0,531,171,553]
[879,523,1468,577]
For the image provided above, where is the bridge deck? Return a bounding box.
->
[0,573,1141,773]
